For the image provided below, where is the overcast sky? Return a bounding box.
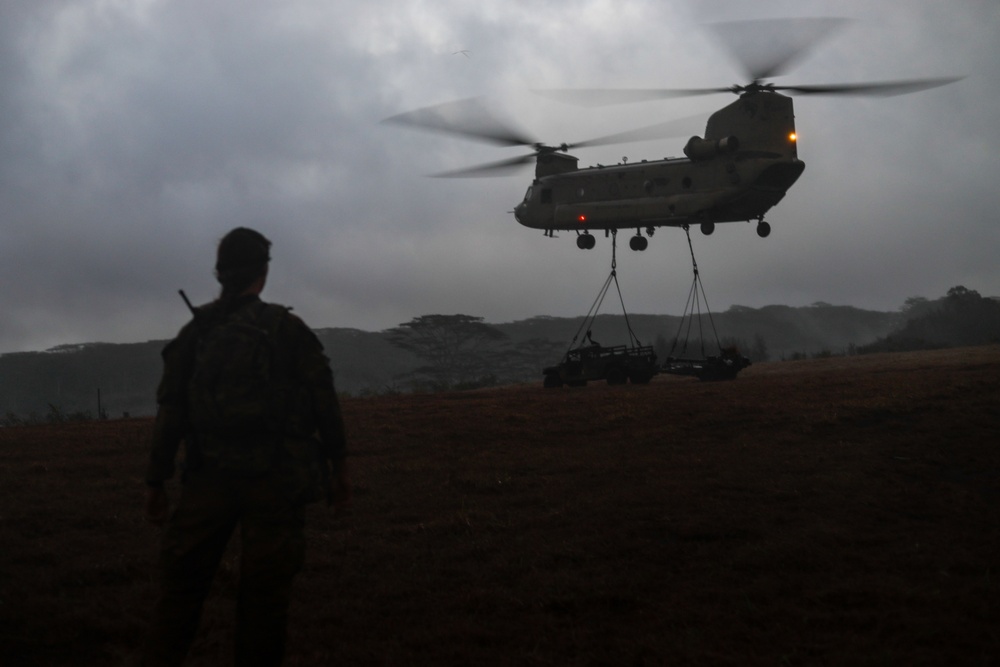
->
[2,0,997,354]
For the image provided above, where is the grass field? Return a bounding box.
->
[2,346,998,665]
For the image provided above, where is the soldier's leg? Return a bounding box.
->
[143,473,239,667]
[233,476,306,666]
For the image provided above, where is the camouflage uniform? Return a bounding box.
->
[143,294,346,666]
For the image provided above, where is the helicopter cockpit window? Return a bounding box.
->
[524,186,533,202]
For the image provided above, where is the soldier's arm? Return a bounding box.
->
[284,314,348,462]
[145,324,199,486]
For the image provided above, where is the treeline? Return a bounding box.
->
[383,314,564,393]
[856,286,1000,353]
[387,286,1000,391]
[0,340,164,425]
[1,288,996,420]
[1,404,100,427]
[327,285,1000,392]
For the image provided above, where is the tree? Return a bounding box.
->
[493,338,565,385]
[386,315,509,390]
[750,333,770,362]
[947,285,978,300]
[902,296,930,313]
[653,334,672,362]
[860,286,1000,353]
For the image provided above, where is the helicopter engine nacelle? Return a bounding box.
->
[683,135,740,161]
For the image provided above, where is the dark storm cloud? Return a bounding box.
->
[1,0,998,354]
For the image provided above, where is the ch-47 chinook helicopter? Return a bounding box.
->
[384,18,961,251]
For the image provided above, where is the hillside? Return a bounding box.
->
[497,304,897,357]
[0,303,896,418]
[1,346,998,665]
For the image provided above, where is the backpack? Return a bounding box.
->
[186,300,289,475]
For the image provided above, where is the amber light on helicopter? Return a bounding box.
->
[789,132,797,142]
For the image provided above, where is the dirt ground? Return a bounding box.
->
[1,346,998,666]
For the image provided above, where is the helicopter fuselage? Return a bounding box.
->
[514,91,805,241]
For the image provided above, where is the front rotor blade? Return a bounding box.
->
[775,76,964,97]
[708,18,853,81]
[432,153,537,178]
[569,112,709,149]
[383,97,536,147]
[533,87,730,107]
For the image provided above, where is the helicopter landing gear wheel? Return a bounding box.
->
[756,220,771,238]
[700,222,715,236]
[576,233,596,250]
[629,234,648,251]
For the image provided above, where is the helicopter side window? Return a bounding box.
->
[540,188,552,204]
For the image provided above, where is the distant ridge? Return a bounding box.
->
[1,303,898,418]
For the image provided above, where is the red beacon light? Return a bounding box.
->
[578,214,587,223]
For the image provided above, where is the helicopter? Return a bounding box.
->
[384,19,961,251]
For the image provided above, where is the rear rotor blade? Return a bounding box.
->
[534,87,730,107]
[533,18,854,107]
[774,76,964,97]
[383,97,536,147]
[708,18,852,81]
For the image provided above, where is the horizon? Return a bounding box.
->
[7,288,989,356]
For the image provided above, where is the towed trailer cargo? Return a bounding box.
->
[659,226,752,381]
[661,349,751,382]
